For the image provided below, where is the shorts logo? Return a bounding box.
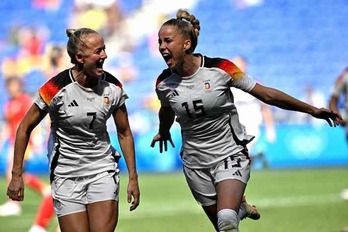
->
[54,199,62,210]
[232,170,242,177]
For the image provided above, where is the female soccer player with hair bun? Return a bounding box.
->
[151,9,342,232]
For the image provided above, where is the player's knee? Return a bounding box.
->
[217,209,239,232]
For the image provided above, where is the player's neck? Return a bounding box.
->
[176,55,201,77]
[71,69,98,88]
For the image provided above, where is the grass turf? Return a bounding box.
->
[0,167,347,232]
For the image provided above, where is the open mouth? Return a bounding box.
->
[96,60,104,69]
[162,53,172,63]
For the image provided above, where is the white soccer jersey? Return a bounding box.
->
[155,55,256,168]
[35,69,128,180]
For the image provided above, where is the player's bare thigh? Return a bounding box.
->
[58,200,118,232]
[58,211,89,232]
[216,179,246,212]
[87,200,119,232]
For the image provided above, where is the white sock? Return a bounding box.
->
[28,225,47,232]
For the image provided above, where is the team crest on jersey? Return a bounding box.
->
[103,92,111,105]
[204,80,211,92]
[104,96,110,105]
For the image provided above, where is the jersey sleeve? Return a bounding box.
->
[155,69,172,107]
[155,87,170,107]
[231,72,256,92]
[221,59,256,92]
[208,57,256,92]
[35,79,61,111]
[34,92,49,111]
[114,86,129,107]
[103,71,129,107]
[35,69,72,111]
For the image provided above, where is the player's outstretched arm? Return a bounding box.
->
[250,83,343,126]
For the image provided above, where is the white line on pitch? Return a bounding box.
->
[118,193,343,219]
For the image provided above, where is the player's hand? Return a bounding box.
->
[127,178,140,211]
[7,175,25,201]
[312,108,344,127]
[150,133,175,153]
[340,119,347,127]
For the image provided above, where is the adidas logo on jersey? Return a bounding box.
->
[68,100,79,107]
[169,90,179,98]
[232,170,242,177]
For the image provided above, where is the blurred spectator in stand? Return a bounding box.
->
[328,66,348,203]
[31,0,62,11]
[69,0,123,39]
[42,44,70,78]
[16,26,48,75]
[68,0,139,83]
[121,0,199,57]
[231,56,276,168]
[2,25,49,80]
[100,0,124,38]
[0,76,58,232]
[291,84,326,126]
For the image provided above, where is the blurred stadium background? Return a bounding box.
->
[0,0,347,231]
[0,0,347,174]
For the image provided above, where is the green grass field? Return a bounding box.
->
[0,167,347,232]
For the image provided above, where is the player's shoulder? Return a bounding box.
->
[38,69,73,103]
[155,68,173,87]
[202,55,241,77]
[36,69,73,106]
[102,71,123,89]
[45,69,72,86]
[203,55,237,69]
